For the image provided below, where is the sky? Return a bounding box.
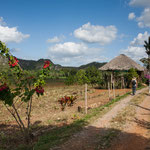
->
[0,0,150,66]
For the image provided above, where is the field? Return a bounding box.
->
[0,82,132,149]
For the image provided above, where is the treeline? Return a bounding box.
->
[64,67,147,89]
[1,64,147,89]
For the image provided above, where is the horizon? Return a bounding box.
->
[0,0,150,66]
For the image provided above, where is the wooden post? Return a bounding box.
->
[85,83,87,114]
[113,81,116,99]
[112,72,116,99]
[122,76,126,93]
[111,73,113,90]
[108,82,110,100]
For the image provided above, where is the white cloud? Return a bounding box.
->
[0,17,30,43]
[129,0,150,7]
[74,22,117,45]
[47,35,65,43]
[121,32,149,62]
[121,46,147,61]
[129,0,150,28]
[130,31,149,46]
[48,42,87,57]
[137,8,150,28]
[48,42,105,66]
[128,12,136,20]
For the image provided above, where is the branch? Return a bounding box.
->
[5,104,24,133]
[12,103,26,130]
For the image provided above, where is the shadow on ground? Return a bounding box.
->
[0,117,150,150]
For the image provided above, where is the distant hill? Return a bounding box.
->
[18,58,54,70]
[0,56,107,70]
[79,62,107,69]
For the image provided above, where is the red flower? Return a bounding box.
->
[35,86,44,94]
[0,83,9,92]
[43,61,50,69]
[9,57,19,67]
[27,76,35,80]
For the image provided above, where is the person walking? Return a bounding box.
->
[131,77,137,95]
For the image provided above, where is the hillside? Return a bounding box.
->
[0,57,106,70]
[79,62,107,69]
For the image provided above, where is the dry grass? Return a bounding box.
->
[0,83,132,150]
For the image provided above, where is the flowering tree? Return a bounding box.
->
[0,41,51,143]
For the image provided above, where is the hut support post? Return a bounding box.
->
[111,73,113,90]
[85,83,87,114]
[112,72,116,99]
[108,82,110,100]
[113,81,116,99]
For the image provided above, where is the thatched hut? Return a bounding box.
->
[99,54,144,71]
[99,54,144,98]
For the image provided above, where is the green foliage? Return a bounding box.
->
[85,66,102,85]
[76,69,89,84]
[65,75,76,85]
[65,67,102,86]
[127,68,139,81]
[144,36,150,55]
[140,57,150,70]
[0,41,51,143]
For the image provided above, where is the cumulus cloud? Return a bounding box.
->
[121,46,147,61]
[74,22,117,45]
[129,0,150,28]
[47,35,65,43]
[48,42,105,66]
[48,42,87,57]
[121,32,149,62]
[129,0,150,7]
[128,12,136,20]
[137,8,150,28]
[130,31,149,46]
[0,17,30,43]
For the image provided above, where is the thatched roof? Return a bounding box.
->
[99,54,144,71]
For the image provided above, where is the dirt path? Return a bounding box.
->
[51,87,149,150]
[106,92,150,150]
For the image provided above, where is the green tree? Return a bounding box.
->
[0,41,50,143]
[127,68,138,87]
[85,66,102,85]
[76,69,89,85]
[144,36,150,93]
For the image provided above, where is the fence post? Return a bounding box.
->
[85,83,87,114]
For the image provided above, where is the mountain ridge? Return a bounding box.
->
[0,57,107,70]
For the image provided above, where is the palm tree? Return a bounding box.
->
[144,36,150,93]
[144,36,150,55]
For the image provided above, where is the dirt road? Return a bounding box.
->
[51,87,150,150]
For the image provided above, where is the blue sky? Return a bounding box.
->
[0,0,150,66]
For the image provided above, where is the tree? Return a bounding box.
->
[76,69,89,85]
[144,36,150,93]
[127,68,139,87]
[85,66,102,86]
[140,58,149,69]
[0,41,50,143]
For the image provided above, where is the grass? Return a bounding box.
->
[32,90,133,150]
[0,85,146,150]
